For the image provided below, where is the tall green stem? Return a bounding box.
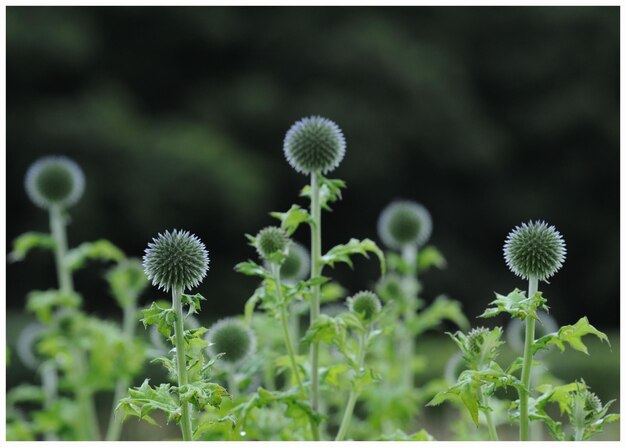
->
[41,361,59,441]
[105,302,137,441]
[519,276,538,441]
[335,331,366,441]
[309,173,322,415]
[49,204,100,440]
[401,244,417,389]
[273,265,320,441]
[173,287,193,441]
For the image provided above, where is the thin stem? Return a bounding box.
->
[401,244,417,389]
[105,302,137,441]
[335,331,367,441]
[309,173,322,415]
[49,205,73,294]
[49,205,100,440]
[41,361,59,441]
[227,365,238,399]
[519,276,538,441]
[478,389,499,441]
[173,287,193,441]
[273,264,320,440]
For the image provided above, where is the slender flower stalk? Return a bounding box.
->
[335,331,366,441]
[173,286,193,441]
[309,173,322,415]
[400,244,417,389]
[519,275,538,441]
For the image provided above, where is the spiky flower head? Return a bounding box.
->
[283,116,346,175]
[456,326,503,370]
[207,318,257,364]
[279,242,310,281]
[255,226,289,262]
[503,220,566,281]
[25,156,85,210]
[348,290,382,322]
[143,229,209,292]
[378,200,432,249]
[375,274,405,303]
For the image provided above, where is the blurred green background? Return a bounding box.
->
[6,6,619,440]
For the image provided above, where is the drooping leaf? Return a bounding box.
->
[321,238,386,275]
[182,293,206,317]
[410,296,469,336]
[417,245,447,272]
[300,176,346,211]
[234,260,268,278]
[8,232,56,262]
[479,289,548,321]
[66,240,125,271]
[532,317,610,355]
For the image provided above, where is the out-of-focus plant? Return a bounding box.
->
[429,220,619,441]
[7,156,147,441]
[117,229,230,441]
[361,200,469,436]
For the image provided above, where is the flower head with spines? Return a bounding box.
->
[143,229,209,292]
[348,290,382,322]
[25,156,85,210]
[207,318,257,365]
[279,242,310,281]
[255,226,289,262]
[377,200,432,249]
[503,220,566,281]
[283,116,346,175]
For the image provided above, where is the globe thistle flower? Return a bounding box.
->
[255,226,289,262]
[283,116,346,175]
[143,230,209,292]
[377,200,432,249]
[207,318,257,365]
[347,290,382,322]
[503,220,566,281]
[25,156,85,210]
[375,274,405,303]
[278,242,310,281]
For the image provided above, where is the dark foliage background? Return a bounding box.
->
[7,6,619,329]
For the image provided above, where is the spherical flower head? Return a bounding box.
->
[503,220,566,281]
[25,156,85,210]
[280,242,310,281]
[255,226,289,261]
[585,391,603,414]
[467,327,490,356]
[348,290,382,322]
[143,229,209,292]
[207,318,257,365]
[377,200,432,249]
[283,116,346,175]
[375,274,405,303]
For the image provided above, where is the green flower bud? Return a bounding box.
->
[503,220,566,281]
[279,242,310,281]
[378,200,432,249]
[25,156,85,210]
[283,116,346,175]
[143,230,209,292]
[207,318,256,364]
[255,226,289,261]
[375,274,405,303]
[347,290,382,322]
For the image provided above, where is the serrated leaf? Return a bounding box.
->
[322,364,351,387]
[141,302,176,338]
[533,317,609,355]
[66,240,125,271]
[8,232,56,262]
[300,176,346,211]
[270,204,313,236]
[479,289,548,321]
[182,293,206,317]
[117,379,180,425]
[178,381,229,411]
[321,238,386,275]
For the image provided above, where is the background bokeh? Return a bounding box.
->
[6,6,619,440]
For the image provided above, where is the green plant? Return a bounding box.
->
[117,229,229,441]
[429,220,619,441]
[8,156,146,441]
